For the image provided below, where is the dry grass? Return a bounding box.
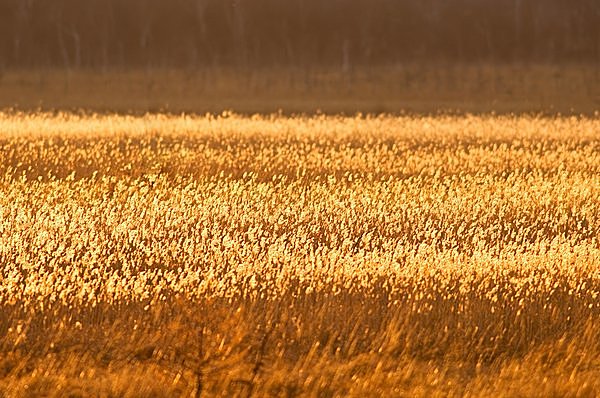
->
[0,112,599,397]
[1,64,598,114]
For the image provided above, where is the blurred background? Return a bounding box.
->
[0,0,598,113]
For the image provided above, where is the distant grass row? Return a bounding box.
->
[0,64,597,114]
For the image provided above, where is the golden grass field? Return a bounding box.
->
[0,112,599,397]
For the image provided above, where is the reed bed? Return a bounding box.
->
[0,112,599,397]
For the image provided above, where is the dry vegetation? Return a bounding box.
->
[0,112,599,397]
[2,65,598,114]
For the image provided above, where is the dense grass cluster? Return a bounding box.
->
[0,113,599,397]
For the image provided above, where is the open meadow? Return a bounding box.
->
[0,112,600,397]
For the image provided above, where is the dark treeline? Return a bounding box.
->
[0,0,598,69]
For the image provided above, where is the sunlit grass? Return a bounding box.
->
[0,112,599,397]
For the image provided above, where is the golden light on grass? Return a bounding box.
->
[0,112,599,397]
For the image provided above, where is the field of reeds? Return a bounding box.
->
[0,112,599,397]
